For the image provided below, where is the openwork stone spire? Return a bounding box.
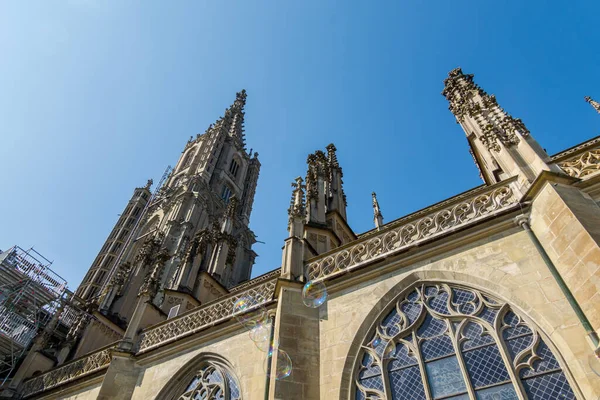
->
[372,192,383,230]
[442,67,529,152]
[226,90,247,147]
[585,96,600,114]
[441,67,557,185]
[326,143,339,168]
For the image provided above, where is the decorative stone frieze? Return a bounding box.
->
[558,149,600,179]
[21,345,115,398]
[305,182,518,281]
[137,277,277,352]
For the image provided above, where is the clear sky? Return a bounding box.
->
[1,1,599,289]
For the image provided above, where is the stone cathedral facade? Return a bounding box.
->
[6,69,600,399]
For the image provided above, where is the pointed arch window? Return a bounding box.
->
[178,362,241,400]
[229,159,240,178]
[353,282,578,400]
[157,357,242,400]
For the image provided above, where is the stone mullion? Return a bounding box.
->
[449,320,476,400]
[492,307,528,400]
[412,330,434,400]
[381,353,393,400]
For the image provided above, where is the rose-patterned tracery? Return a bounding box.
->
[178,362,241,400]
[354,283,578,400]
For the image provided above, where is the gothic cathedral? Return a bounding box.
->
[6,69,600,400]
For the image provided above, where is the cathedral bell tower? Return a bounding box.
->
[442,68,562,188]
[67,91,261,358]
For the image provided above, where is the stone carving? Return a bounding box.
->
[177,363,241,400]
[137,278,277,352]
[138,248,171,297]
[66,308,92,343]
[21,345,114,397]
[354,282,575,399]
[558,149,600,178]
[288,176,306,221]
[306,184,518,281]
[443,68,528,149]
[372,192,383,230]
[228,268,281,294]
[585,96,600,114]
[135,232,165,267]
[550,137,600,162]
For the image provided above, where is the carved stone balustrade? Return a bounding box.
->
[305,180,520,282]
[137,278,277,353]
[551,136,600,179]
[21,344,115,398]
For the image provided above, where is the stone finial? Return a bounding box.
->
[585,96,600,114]
[372,192,384,230]
[234,89,247,108]
[288,177,306,220]
[326,143,339,168]
[145,179,153,190]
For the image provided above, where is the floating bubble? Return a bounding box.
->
[256,337,280,354]
[249,321,272,344]
[264,348,292,380]
[383,341,395,359]
[302,280,327,308]
[371,335,382,348]
[233,296,266,328]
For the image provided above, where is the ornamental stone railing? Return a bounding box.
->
[137,277,277,353]
[557,149,600,179]
[550,136,600,179]
[305,181,520,282]
[229,268,281,294]
[21,343,116,398]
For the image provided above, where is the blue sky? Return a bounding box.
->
[1,1,599,288]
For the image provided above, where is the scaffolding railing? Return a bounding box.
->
[0,246,67,386]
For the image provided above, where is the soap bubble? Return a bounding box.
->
[302,280,327,308]
[264,348,292,380]
[383,341,395,359]
[249,321,272,344]
[256,337,280,354]
[371,335,382,348]
[233,296,266,328]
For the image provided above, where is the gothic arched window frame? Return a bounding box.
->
[350,280,582,400]
[156,353,242,400]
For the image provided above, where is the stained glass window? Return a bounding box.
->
[354,283,577,400]
[178,362,241,400]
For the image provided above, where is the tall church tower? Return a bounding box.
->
[67,90,261,357]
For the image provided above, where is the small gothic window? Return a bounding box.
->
[177,362,241,400]
[221,185,232,203]
[181,150,194,170]
[353,282,577,400]
[229,159,240,177]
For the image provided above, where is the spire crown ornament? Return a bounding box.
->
[372,192,384,230]
[288,176,306,221]
[585,96,600,114]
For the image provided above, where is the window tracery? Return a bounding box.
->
[354,283,577,400]
[177,361,241,400]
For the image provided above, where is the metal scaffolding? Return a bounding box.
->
[0,246,67,385]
